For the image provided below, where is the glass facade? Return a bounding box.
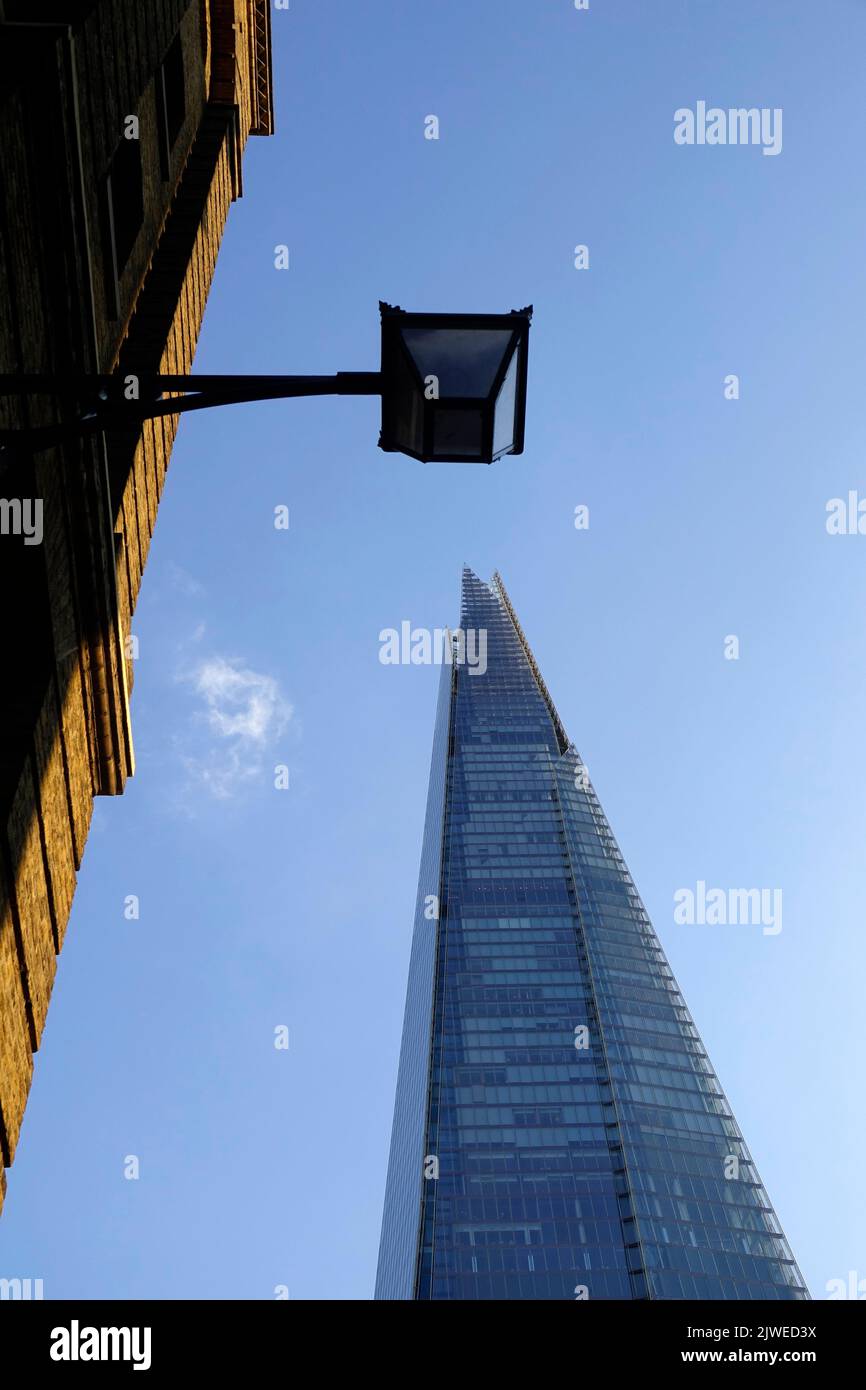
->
[375,569,808,1301]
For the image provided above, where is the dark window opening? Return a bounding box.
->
[157,33,186,177]
[103,132,143,315]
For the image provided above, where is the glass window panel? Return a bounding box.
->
[433,408,484,458]
[402,328,514,396]
[492,348,519,457]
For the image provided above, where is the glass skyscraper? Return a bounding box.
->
[376,568,807,1301]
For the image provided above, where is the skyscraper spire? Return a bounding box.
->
[376,569,807,1300]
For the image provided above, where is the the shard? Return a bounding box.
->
[376,568,807,1301]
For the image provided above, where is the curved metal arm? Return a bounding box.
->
[0,372,383,453]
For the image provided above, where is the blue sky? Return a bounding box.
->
[3,0,865,1299]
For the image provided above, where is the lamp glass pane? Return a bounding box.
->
[383,334,425,455]
[402,328,514,398]
[433,408,484,458]
[391,386,424,455]
[492,347,519,457]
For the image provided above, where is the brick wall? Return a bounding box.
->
[0,0,273,1213]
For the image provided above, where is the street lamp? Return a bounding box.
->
[378,302,532,463]
[0,302,532,463]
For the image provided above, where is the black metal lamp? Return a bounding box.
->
[378,302,532,463]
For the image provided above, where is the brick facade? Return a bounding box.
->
[0,0,273,1212]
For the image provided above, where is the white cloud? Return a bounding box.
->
[178,655,293,800]
[167,562,206,598]
[194,658,289,742]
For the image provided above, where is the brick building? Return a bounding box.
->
[0,0,274,1213]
